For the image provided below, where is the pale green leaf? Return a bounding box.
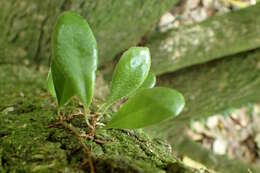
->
[105,87,185,129]
[51,11,98,109]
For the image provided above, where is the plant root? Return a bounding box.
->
[59,120,95,173]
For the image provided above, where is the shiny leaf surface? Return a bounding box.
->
[105,87,185,129]
[138,71,156,89]
[129,71,156,98]
[106,47,151,106]
[51,11,97,108]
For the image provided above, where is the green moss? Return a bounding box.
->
[147,3,260,74]
[0,0,177,66]
[0,65,197,173]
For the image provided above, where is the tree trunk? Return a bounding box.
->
[1,0,260,172]
[0,65,201,173]
[158,48,260,124]
[146,3,260,74]
[145,48,260,173]
[0,0,177,67]
[146,47,260,138]
[170,136,260,173]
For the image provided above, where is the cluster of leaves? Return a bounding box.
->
[46,11,185,130]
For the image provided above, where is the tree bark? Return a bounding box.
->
[159,48,260,123]
[146,3,260,74]
[0,0,177,67]
[145,48,260,173]
[1,1,260,172]
[170,136,260,173]
[146,48,260,136]
[0,65,201,173]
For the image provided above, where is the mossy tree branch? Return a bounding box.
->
[146,3,260,74]
[0,0,178,67]
[159,49,260,122]
[141,48,260,173]
[0,65,201,173]
[171,136,260,173]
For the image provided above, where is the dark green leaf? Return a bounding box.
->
[46,69,56,98]
[106,47,151,107]
[105,87,185,129]
[51,11,98,109]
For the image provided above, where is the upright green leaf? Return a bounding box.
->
[46,69,56,98]
[138,71,156,89]
[105,87,185,129]
[51,11,98,109]
[106,47,151,107]
[129,71,156,97]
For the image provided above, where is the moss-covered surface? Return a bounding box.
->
[142,48,260,173]
[0,0,177,67]
[147,3,260,74]
[160,49,260,122]
[170,136,260,173]
[0,65,200,173]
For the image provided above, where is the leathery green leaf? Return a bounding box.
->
[51,11,98,109]
[46,69,56,98]
[106,47,151,107]
[129,71,156,97]
[105,87,185,129]
[138,71,156,89]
